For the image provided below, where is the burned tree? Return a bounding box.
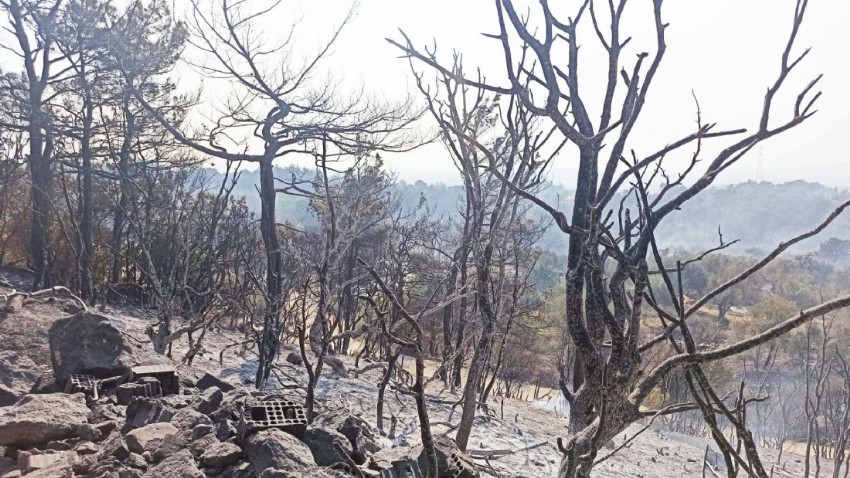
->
[393,0,850,476]
[132,0,419,389]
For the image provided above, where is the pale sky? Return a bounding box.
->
[144,0,850,188]
[0,0,845,187]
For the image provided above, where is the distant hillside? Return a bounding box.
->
[204,168,850,255]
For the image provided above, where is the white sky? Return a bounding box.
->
[0,1,844,187]
[125,0,850,188]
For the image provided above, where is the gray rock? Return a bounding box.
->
[0,351,39,407]
[191,424,213,440]
[142,449,203,478]
[337,414,381,460]
[152,434,188,463]
[124,453,148,470]
[200,441,242,468]
[125,422,178,455]
[195,373,235,393]
[171,408,212,434]
[243,429,316,474]
[118,468,143,478]
[77,423,103,442]
[76,441,99,455]
[125,398,175,430]
[215,419,236,441]
[47,312,139,385]
[302,427,352,466]
[221,462,254,478]
[417,435,479,478]
[0,393,90,447]
[193,387,223,416]
[100,433,131,460]
[188,434,218,458]
[284,352,302,366]
[257,470,298,478]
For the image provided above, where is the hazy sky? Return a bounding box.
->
[179,0,850,188]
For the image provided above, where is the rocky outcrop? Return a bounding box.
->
[0,393,90,447]
[48,312,138,385]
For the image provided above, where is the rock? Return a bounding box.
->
[125,398,175,430]
[190,424,213,440]
[195,373,235,393]
[302,427,352,466]
[47,312,139,385]
[417,435,479,478]
[0,351,39,407]
[193,387,222,416]
[86,457,122,478]
[337,415,381,462]
[95,420,119,438]
[243,429,316,474]
[0,393,90,447]
[170,408,212,434]
[124,453,147,470]
[159,395,189,410]
[73,454,98,475]
[284,352,302,366]
[17,451,75,476]
[100,433,131,460]
[210,389,250,423]
[151,434,188,463]
[126,422,178,454]
[77,423,103,442]
[215,420,236,441]
[142,449,203,478]
[257,470,297,478]
[76,441,99,455]
[188,434,218,458]
[222,462,254,478]
[200,442,242,469]
[118,468,143,478]
[45,440,73,451]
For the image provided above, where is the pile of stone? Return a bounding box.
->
[0,312,479,478]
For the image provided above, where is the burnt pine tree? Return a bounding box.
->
[392,0,850,476]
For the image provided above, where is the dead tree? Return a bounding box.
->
[0,0,67,289]
[393,0,850,475]
[407,57,561,450]
[130,0,418,388]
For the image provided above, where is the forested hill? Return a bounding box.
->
[209,167,850,255]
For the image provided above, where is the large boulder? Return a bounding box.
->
[48,312,138,385]
[0,351,39,407]
[142,449,203,478]
[0,393,90,447]
[302,427,352,466]
[243,429,316,474]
